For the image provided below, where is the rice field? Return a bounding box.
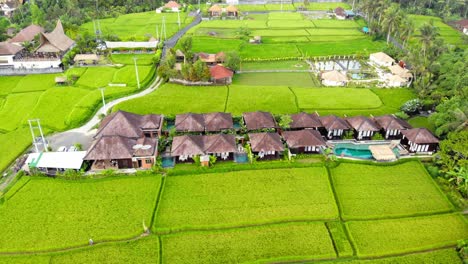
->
[0,175,162,252]
[0,54,155,173]
[332,162,454,219]
[155,167,338,231]
[410,15,465,47]
[0,161,466,262]
[186,12,386,59]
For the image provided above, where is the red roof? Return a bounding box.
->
[210,65,233,79]
[164,1,181,8]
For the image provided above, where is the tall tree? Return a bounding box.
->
[382,3,403,43]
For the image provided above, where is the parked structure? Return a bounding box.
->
[283,130,326,154]
[248,132,284,159]
[25,151,87,175]
[334,7,346,20]
[321,70,348,86]
[210,64,233,84]
[171,134,237,162]
[175,112,234,133]
[374,115,412,139]
[243,111,277,131]
[346,116,380,140]
[401,128,439,154]
[369,52,395,67]
[320,115,350,139]
[289,112,323,130]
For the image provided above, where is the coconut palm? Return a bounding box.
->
[419,20,440,58]
[399,16,415,47]
[382,3,403,44]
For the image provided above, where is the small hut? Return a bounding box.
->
[209,4,222,17]
[321,70,348,86]
[226,5,239,17]
[210,65,234,85]
[73,54,99,66]
[55,76,68,85]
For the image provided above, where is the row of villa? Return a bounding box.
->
[77,110,439,171]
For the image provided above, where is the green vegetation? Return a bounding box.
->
[332,162,454,219]
[410,15,465,46]
[240,60,309,71]
[0,175,161,252]
[155,167,338,231]
[348,213,468,257]
[319,249,461,263]
[297,2,351,10]
[114,84,227,115]
[233,72,316,87]
[161,222,336,263]
[80,11,191,41]
[293,88,382,110]
[111,53,157,65]
[408,116,435,132]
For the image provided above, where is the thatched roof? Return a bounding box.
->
[283,130,326,148]
[226,5,238,12]
[210,65,233,79]
[387,74,407,83]
[319,115,350,130]
[249,132,284,152]
[290,112,322,129]
[321,70,348,82]
[369,145,396,161]
[401,128,439,144]
[74,54,99,62]
[171,134,236,156]
[37,20,75,53]
[374,115,412,131]
[388,64,412,79]
[346,116,380,131]
[334,7,346,16]
[209,4,222,12]
[0,41,23,55]
[175,49,185,57]
[9,24,44,43]
[370,52,395,64]
[95,110,163,139]
[84,135,157,160]
[175,113,205,132]
[243,111,277,130]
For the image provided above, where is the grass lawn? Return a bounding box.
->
[240,44,302,60]
[111,54,156,65]
[233,72,316,87]
[0,92,42,132]
[240,60,308,71]
[226,85,298,114]
[0,175,161,252]
[155,167,338,231]
[332,161,454,219]
[114,84,227,116]
[408,116,436,132]
[297,39,387,57]
[189,36,244,53]
[80,11,190,41]
[319,248,461,263]
[112,65,153,86]
[12,74,59,93]
[292,87,382,110]
[161,222,336,263]
[347,213,468,257]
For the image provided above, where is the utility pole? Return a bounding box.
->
[134,57,140,89]
[99,87,106,114]
[156,24,159,40]
[281,0,283,12]
[28,119,48,153]
[162,16,167,40]
[177,11,181,29]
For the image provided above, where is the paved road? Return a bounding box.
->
[46,77,162,151]
[161,14,202,60]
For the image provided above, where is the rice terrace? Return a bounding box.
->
[0,0,467,263]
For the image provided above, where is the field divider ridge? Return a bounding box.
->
[155,218,338,236]
[150,176,167,230]
[325,165,357,256]
[287,86,300,113]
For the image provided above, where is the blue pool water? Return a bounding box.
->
[162,157,175,168]
[334,143,399,160]
[234,153,248,163]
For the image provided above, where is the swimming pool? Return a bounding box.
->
[234,153,248,163]
[334,143,399,160]
[162,156,175,168]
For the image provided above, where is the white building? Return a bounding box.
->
[369,52,395,67]
[321,70,348,86]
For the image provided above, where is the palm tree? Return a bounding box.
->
[399,16,415,47]
[448,166,468,196]
[419,20,440,58]
[382,4,403,44]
